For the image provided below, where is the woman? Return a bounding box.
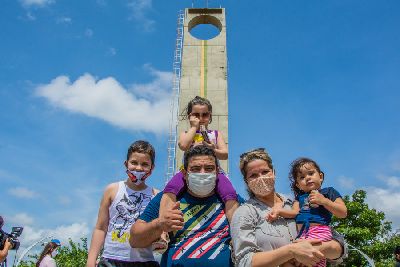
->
[36,239,61,267]
[230,148,346,267]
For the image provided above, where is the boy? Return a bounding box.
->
[87,140,161,267]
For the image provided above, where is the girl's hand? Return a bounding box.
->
[202,141,216,150]
[266,207,279,222]
[189,114,200,129]
[309,190,326,206]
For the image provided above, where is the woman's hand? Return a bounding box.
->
[290,240,324,267]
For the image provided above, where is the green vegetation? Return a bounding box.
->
[332,190,400,266]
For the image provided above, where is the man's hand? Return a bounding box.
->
[0,238,12,263]
[158,202,184,232]
[290,240,324,267]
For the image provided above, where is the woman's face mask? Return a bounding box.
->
[51,248,58,258]
[248,175,275,197]
[187,172,216,197]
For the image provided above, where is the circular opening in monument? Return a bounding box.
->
[188,15,222,40]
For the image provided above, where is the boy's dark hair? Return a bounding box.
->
[289,157,324,198]
[183,145,218,171]
[181,96,213,123]
[395,246,400,255]
[126,140,155,166]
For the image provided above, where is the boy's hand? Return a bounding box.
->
[189,114,200,129]
[266,207,279,222]
[309,190,326,206]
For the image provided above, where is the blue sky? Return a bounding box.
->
[1,0,400,261]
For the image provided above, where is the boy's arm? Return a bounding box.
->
[178,127,197,151]
[86,184,116,267]
[213,131,228,160]
[309,191,347,218]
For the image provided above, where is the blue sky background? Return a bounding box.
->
[1,0,400,262]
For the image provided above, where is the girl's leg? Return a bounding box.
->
[216,173,239,223]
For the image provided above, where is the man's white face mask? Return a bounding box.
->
[187,172,216,197]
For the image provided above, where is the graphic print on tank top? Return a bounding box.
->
[110,187,152,243]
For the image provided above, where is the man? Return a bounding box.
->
[130,145,234,266]
[0,217,12,264]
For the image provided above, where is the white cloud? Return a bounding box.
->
[85,28,94,38]
[130,64,173,100]
[58,195,72,205]
[35,69,172,134]
[17,222,89,259]
[127,0,155,32]
[337,175,355,190]
[365,186,400,230]
[56,16,72,24]
[8,187,39,199]
[8,213,34,226]
[108,47,117,56]
[20,0,54,8]
[26,12,36,20]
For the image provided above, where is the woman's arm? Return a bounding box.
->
[86,184,116,267]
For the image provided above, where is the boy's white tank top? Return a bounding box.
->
[102,181,155,262]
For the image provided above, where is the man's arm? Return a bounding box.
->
[0,239,12,263]
[130,201,184,248]
[86,183,116,267]
[130,219,164,248]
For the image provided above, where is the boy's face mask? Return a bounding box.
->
[126,170,151,185]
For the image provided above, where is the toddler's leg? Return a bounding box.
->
[160,171,186,217]
[299,226,332,267]
[281,260,296,267]
[216,173,239,223]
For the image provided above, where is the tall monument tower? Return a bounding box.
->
[176,8,229,172]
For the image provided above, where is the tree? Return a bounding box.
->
[332,190,400,266]
[17,238,88,267]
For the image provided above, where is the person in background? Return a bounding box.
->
[0,216,12,264]
[36,239,61,267]
[395,246,400,267]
